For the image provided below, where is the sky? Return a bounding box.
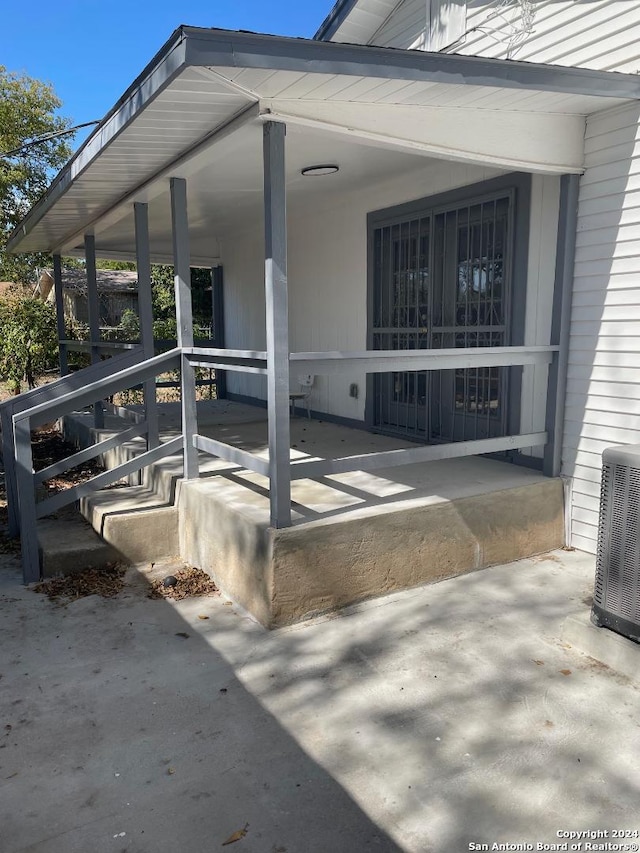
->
[3,0,333,150]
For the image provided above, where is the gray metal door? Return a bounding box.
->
[430,194,512,442]
[371,191,513,443]
[372,215,430,438]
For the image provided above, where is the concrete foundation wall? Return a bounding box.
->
[179,476,564,628]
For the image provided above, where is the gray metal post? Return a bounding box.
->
[170,177,199,480]
[263,121,291,528]
[211,265,227,399]
[52,254,68,377]
[134,203,160,450]
[544,174,580,478]
[84,234,104,428]
[14,416,40,583]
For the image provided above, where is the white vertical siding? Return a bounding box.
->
[368,0,640,73]
[222,159,555,429]
[371,0,467,51]
[562,102,640,553]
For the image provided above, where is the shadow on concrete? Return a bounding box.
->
[0,557,402,853]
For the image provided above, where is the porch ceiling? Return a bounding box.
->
[8,26,640,261]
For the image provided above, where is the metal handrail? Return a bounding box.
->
[10,347,183,584]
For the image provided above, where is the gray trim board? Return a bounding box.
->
[544,174,580,478]
[135,202,160,450]
[170,177,199,480]
[263,120,292,528]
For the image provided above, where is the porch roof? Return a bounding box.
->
[8,26,640,263]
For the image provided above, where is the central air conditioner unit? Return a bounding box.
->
[591,444,640,643]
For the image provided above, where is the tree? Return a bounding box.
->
[0,66,73,283]
[0,293,58,393]
[150,264,212,335]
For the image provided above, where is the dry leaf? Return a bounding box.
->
[148,566,218,600]
[222,823,249,846]
[532,660,545,666]
[559,669,572,676]
[198,615,209,620]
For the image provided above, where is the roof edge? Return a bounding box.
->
[9,26,640,254]
[314,0,358,41]
[181,28,640,100]
[7,27,189,254]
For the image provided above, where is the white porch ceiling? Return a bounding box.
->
[8,27,640,261]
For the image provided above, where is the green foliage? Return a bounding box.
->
[0,295,58,393]
[0,66,73,283]
[150,264,212,328]
[118,308,141,341]
[95,259,136,271]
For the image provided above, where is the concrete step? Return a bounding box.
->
[80,485,180,564]
[37,509,120,578]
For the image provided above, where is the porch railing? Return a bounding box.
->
[0,342,557,584]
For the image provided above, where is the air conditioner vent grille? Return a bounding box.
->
[592,446,640,642]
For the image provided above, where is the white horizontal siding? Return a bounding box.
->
[460,0,640,72]
[562,102,640,554]
[370,0,640,72]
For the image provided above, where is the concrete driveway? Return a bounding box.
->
[1,548,638,852]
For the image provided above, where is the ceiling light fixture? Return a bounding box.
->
[301,164,339,177]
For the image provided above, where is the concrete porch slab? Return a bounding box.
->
[562,612,640,682]
[1,548,638,852]
[67,401,564,626]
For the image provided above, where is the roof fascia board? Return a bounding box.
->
[314,0,359,41]
[182,28,640,101]
[7,28,189,253]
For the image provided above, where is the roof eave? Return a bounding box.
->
[314,0,359,41]
[7,27,189,254]
[8,27,640,254]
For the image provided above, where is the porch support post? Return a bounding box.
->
[14,416,40,583]
[170,177,199,480]
[84,234,104,428]
[211,265,226,399]
[52,254,68,377]
[263,120,291,528]
[544,174,580,478]
[134,202,160,450]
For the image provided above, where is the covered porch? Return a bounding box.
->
[64,398,562,627]
[5,26,639,619]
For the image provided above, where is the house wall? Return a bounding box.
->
[222,159,560,437]
[562,101,640,553]
[369,0,640,73]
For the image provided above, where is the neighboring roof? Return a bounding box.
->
[42,268,138,292]
[7,26,640,260]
